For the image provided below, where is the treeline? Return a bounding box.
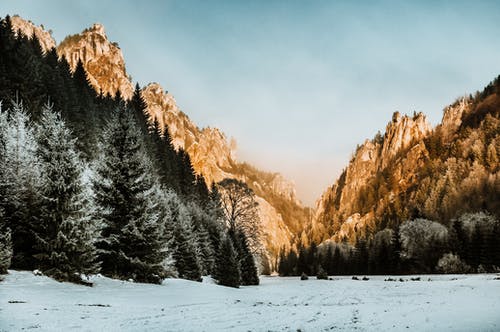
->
[0,15,259,287]
[279,212,500,276]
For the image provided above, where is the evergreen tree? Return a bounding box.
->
[34,104,99,282]
[233,230,259,285]
[0,213,12,274]
[215,234,240,288]
[167,197,202,281]
[93,108,168,283]
[0,100,42,269]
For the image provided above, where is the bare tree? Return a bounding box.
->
[217,178,262,254]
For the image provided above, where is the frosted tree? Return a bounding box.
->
[93,108,169,283]
[399,219,449,272]
[186,201,215,275]
[165,195,202,281]
[0,100,42,269]
[34,104,99,282]
[0,107,12,274]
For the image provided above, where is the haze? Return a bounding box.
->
[2,0,500,205]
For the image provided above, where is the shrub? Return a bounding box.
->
[436,253,471,274]
[316,266,328,280]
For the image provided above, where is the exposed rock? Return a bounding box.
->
[440,97,471,140]
[57,23,133,99]
[312,112,432,244]
[10,15,56,52]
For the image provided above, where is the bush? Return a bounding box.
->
[316,267,328,280]
[436,253,470,274]
[300,272,308,280]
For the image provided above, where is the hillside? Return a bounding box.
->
[310,79,500,245]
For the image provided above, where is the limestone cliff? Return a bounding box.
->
[57,24,134,99]
[311,112,432,244]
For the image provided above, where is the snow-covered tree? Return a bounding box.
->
[93,108,169,283]
[166,196,202,281]
[399,219,449,272]
[436,253,470,274]
[34,104,99,282]
[0,215,12,274]
[186,201,215,275]
[0,100,42,269]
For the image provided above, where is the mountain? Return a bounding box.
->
[10,16,308,260]
[310,81,500,245]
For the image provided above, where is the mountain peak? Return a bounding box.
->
[88,23,105,36]
[57,23,133,99]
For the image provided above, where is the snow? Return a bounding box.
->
[1,271,500,331]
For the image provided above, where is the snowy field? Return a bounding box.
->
[1,271,500,331]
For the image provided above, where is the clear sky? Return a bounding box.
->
[2,0,500,206]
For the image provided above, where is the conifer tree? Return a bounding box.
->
[233,230,259,285]
[93,108,168,283]
[0,100,42,269]
[34,104,99,282]
[0,212,12,274]
[215,234,240,288]
[164,190,202,281]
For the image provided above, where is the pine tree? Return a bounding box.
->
[93,108,168,283]
[0,100,42,269]
[33,104,99,283]
[185,201,214,275]
[233,230,259,285]
[166,196,202,281]
[0,213,12,274]
[215,234,240,288]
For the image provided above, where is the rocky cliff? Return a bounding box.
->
[57,24,134,99]
[311,85,500,245]
[311,112,432,243]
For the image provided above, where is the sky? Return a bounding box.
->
[2,1,500,206]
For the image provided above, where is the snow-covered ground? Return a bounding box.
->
[1,271,499,331]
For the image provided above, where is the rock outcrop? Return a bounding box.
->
[57,23,134,99]
[311,112,432,243]
[11,15,56,52]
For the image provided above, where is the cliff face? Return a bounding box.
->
[311,112,433,243]
[312,85,500,245]
[50,21,305,258]
[57,24,134,99]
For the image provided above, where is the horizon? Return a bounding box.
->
[2,1,500,205]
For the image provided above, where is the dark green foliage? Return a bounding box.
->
[215,235,240,288]
[93,108,167,283]
[232,230,259,285]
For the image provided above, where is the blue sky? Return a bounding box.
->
[2,0,500,205]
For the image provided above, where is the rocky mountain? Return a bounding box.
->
[311,82,500,245]
[10,17,307,259]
